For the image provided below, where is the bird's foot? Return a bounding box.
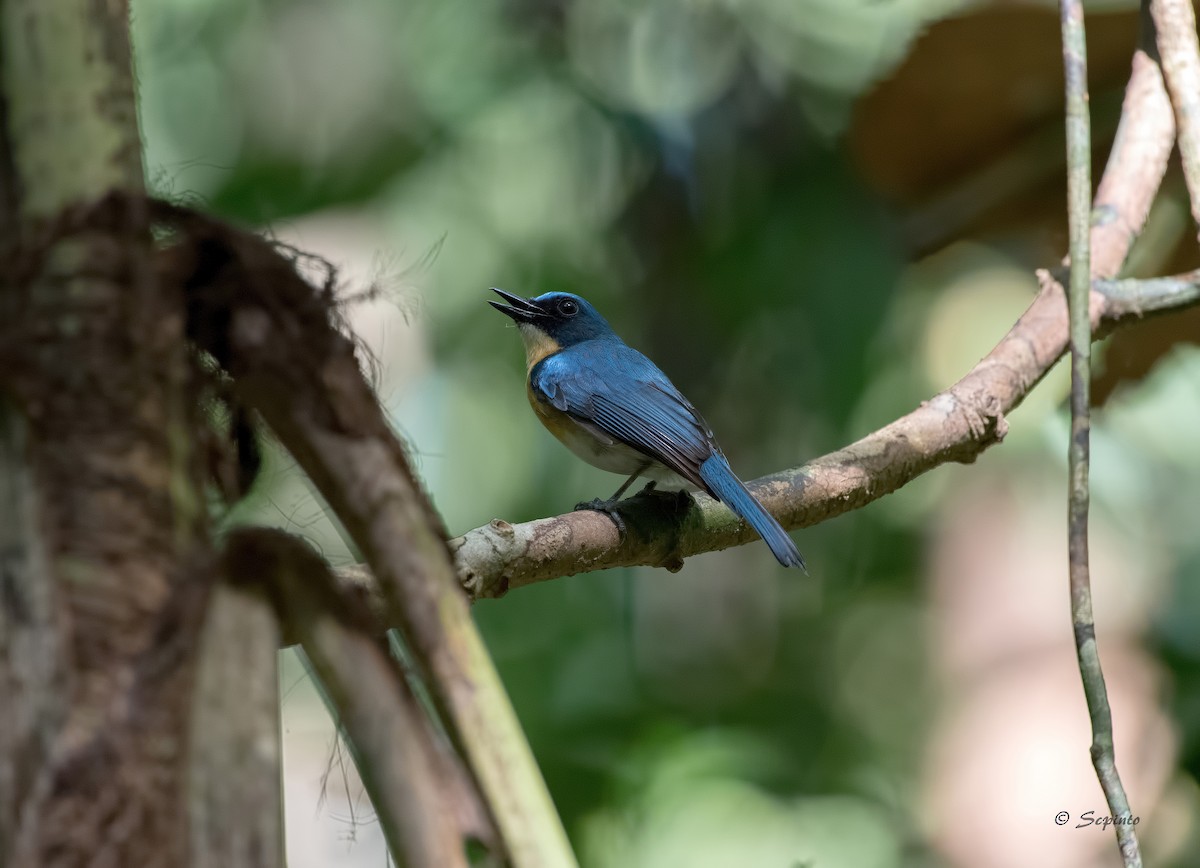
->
[574,498,628,537]
[574,486,694,540]
[635,485,694,513]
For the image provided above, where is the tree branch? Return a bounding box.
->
[222,528,480,868]
[163,212,579,868]
[1096,268,1200,326]
[288,266,1192,617]
[1092,0,1176,276]
[447,268,1200,599]
[435,18,1181,600]
[1062,0,1141,864]
[315,9,1185,605]
[1150,0,1200,230]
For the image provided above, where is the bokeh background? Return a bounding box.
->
[133,1,1200,865]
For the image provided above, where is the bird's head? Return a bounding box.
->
[489,289,615,362]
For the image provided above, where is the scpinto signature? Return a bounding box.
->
[1075,810,1140,830]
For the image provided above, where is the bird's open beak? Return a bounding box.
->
[488,288,544,323]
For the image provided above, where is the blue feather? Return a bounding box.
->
[532,344,714,481]
[699,455,806,570]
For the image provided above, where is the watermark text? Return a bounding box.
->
[1054,810,1140,829]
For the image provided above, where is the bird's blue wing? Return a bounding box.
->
[531,343,716,488]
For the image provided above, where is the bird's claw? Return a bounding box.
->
[573,498,627,537]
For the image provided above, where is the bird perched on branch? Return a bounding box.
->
[489,288,805,569]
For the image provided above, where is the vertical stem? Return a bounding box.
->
[189,584,284,868]
[1061,2,1142,866]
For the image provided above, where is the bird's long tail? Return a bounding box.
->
[699,455,806,570]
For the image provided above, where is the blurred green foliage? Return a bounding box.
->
[133,0,1200,865]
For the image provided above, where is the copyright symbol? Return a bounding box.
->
[1055,812,1069,826]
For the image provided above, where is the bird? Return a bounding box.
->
[489,288,805,569]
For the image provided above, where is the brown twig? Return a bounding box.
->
[1093,0,1177,276]
[1062,0,1142,864]
[1150,0,1200,230]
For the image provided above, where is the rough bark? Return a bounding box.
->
[0,1,213,864]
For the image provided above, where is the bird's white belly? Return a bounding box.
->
[555,417,693,488]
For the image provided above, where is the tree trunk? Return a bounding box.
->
[0,1,220,864]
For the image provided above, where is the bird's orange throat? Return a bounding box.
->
[518,323,562,372]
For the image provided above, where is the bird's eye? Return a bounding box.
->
[557,298,579,317]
